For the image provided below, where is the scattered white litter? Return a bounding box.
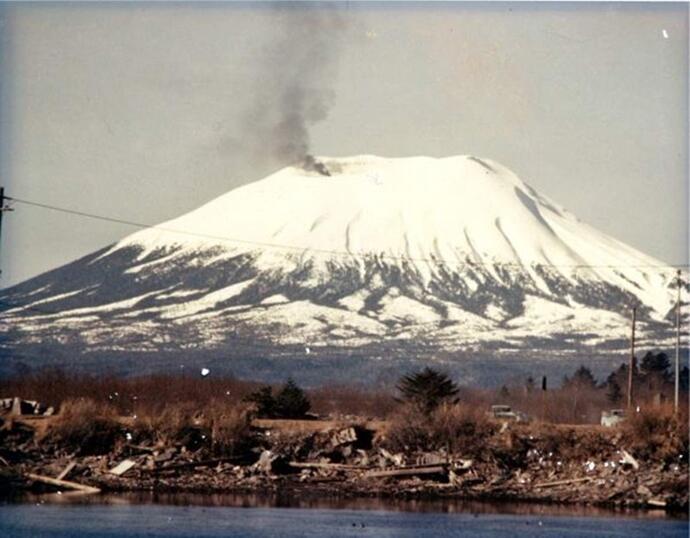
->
[201,368,210,377]
[662,29,669,39]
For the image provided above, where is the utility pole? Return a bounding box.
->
[627,304,637,409]
[675,269,682,414]
[0,187,12,279]
[0,188,4,257]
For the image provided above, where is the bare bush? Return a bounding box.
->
[432,403,496,454]
[623,404,689,462]
[133,402,202,448]
[204,401,255,457]
[43,398,120,455]
[385,402,495,455]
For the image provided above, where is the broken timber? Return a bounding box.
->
[534,477,593,489]
[289,462,366,471]
[365,465,447,479]
[26,473,101,494]
[55,461,77,481]
[109,459,137,477]
[142,457,241,474]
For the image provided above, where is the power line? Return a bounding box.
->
[5,195,690,271]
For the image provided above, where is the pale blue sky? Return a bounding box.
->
[0,2,687,286]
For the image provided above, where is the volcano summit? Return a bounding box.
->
[0,156,683,384]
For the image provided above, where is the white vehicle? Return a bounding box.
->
[601,409,626,427]
[489,405,530,423]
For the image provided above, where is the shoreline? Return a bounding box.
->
[5,449,688,516]
[3,415,688,516]
[3,478,689,520]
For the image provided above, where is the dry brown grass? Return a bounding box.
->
[623,404,689,462]
[132,402,202,447]
[204,401,255,457]
[127,400,256,456]
[309,384,396,418]
[0,369,261,414]
[384,402,495,454]
[42,398,121,455]
[2,366,686,428]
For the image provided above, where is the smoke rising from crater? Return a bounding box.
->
[240,7,346,170]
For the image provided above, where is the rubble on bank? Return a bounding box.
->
[0,414,687,513]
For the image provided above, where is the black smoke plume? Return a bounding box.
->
[240,7,345,173]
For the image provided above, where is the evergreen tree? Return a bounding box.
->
[564,365,597,390]
[606,378,623,404]
[640,351,671,382]
[274,378,311,418]
[396,367,459,414]
[245,386,276,418]
[525,376,536,394]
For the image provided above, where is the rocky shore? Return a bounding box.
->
[1,415,687,513]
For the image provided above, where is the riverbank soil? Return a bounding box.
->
[1,413,687,513]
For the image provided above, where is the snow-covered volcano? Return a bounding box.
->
[0,155,684,383]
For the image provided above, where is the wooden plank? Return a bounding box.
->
[56,461,77,481]
[288,461,366,471]
[365,465,447,479]
[109,459,137,476]
[141,457,241,474]
[620,449,640,470]
[126,443,156,453]
[534,477,593,489]
[26,473,101,494]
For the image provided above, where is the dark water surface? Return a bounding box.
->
[0,492,687,538]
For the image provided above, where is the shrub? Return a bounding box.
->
[204,401,255,457]
[385,402,494,455]
[245,386,277,418]
[385,403,432,451]
[44,398,120,455]
[133,402,202,448]
[623,404,689,462]
[431,403,495,454]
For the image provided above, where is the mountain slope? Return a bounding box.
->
[0,155,683,383]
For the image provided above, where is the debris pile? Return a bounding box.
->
[0,412,687,513]
[1,397,54,417]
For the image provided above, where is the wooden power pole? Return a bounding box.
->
[0,187,10,278]
[675,269,682,414]
[627,305,637,409]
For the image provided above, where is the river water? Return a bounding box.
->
[0,492,687,537]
